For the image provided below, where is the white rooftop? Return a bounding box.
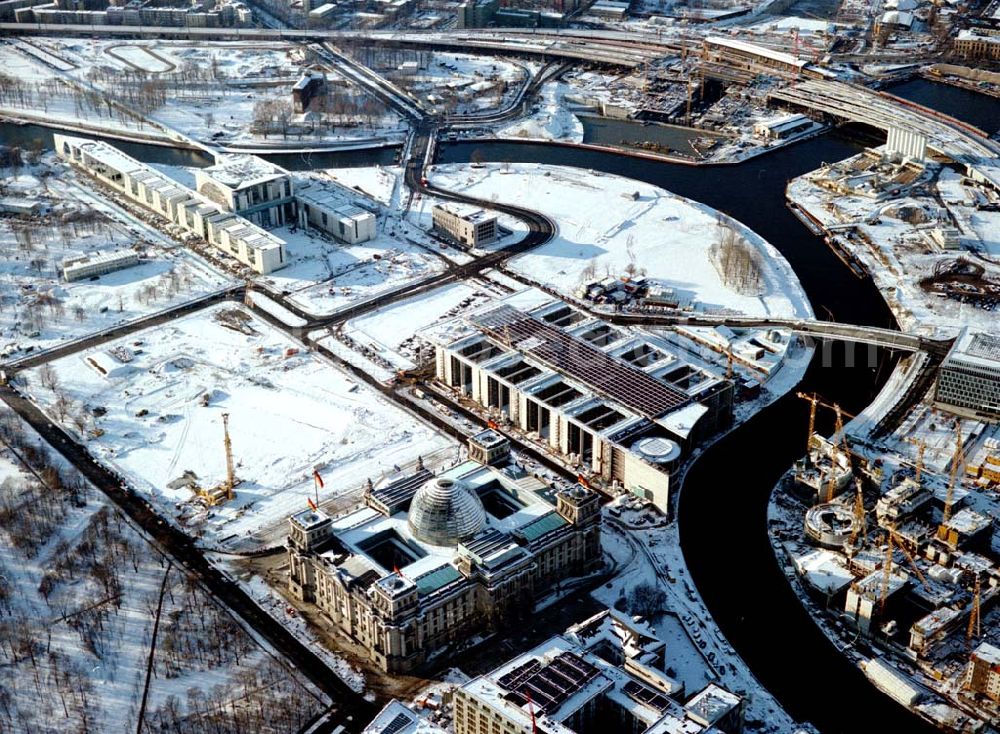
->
[202,154,287,190]
[973,642,1000,666]
[707,35,807,69]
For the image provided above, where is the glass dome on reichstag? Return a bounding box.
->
[407,476,486,547]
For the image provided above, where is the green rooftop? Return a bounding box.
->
[415,564,462,595]
[516,512,568,543]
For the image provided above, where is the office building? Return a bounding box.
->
[426,299,733,513]
[195,154,295,229]
[54,134,286,274]
[935,328,1000,422]
[432,203,497,248]
[453,622,744,734]
[965,642,1000,703]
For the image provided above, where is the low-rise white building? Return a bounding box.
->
[61,250,140,282]
[753,114,813,141]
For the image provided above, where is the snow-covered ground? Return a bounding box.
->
[0,413,325,733]
[23,304,455,547]
[323,165,400,205]
[0,161,232,359]
[4,38,406,148]
[262,225,448,318]
[497,80,585,142]
[428,163,813,319]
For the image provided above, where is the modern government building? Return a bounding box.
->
[54,134,376,275]
[362,608,746,734]
[424,299,734,513]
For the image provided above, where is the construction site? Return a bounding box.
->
[769,374,1000,730]
[22,303,454,546]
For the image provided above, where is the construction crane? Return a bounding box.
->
[798,391,820,455]
[222,412,235,501]
[965,576,983,645]
[849,478,867,547]
[940,422,964,529]
[889,529,928,589]
[798,393,854,498]
[879,533,894,614]
[880,528,929,612]
[967,577,982,645]
[905,437,927,483]
[797,392,855,453]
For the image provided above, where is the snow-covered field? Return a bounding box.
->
[428,163,813,319]
[25,304,455,546]
[323,165,400,205]
[313,281,494,382]
[0,163,232,359]
[0,413,324,733]
[262,225,448,318]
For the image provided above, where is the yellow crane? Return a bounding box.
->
[222,412,235,501]
[797,393,855,452]
[798,391,819,454]
[798,393,853,499]
[880,528,929,612]
[879,533,894,614]
[939,422,964,535]
[849,478,867,547]
[905,436,927,483]
[967,576,982,645]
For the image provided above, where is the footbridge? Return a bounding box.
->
[0,24,673,67]
[602,311,954,355]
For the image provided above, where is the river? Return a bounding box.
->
[3,77,997,732]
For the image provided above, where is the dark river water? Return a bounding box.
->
[2,77,995,733]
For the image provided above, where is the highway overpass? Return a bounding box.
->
[770,79,1000,192]
[0,23,674,67]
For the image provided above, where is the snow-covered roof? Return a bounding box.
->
[792,548,855,596]
[972,642,1000,667]
[957,28,1000,44]
[943,327,1000,372]
[706,36,806,69]
[433,201,495,224]
[362,701,447,734]
[684,683,741,727]
[202,154,287,191]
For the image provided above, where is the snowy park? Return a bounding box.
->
[428,163,813,320]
